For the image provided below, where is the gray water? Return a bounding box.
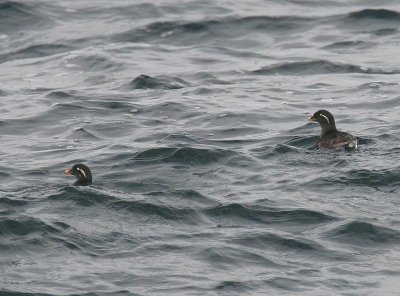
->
[1,1,400,295]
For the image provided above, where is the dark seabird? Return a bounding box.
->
[64,163,93,186]
[308,110,357,149]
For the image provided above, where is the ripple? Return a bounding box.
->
[253,60,399,76]
[339,9,400,33]
[348,9,400,20]
[324,220,400,246]
[0,290,54,296]
[311,168,400,188]
[230,231,322,252]
[133,146,234,165]
[0,216,61,237]
[251,144,302,160]
[0,44,73,64]
[113,15,313,45]
[69,126,103,141]
[126,74,189,90]
[47,187,112,207]
[0,197,28,207]
[344,169,400,187]
[215,280,251,293]
[114,200,204,224]
[145,189,219,207]
[0,2,53,32]
[197,245,280,268]
[67,54,123,72]
[163,147,234,165]
[46,90,80,99]
[47,187,205,224]
[205,204,336,226]
[322,40,373,51]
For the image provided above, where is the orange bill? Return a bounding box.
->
[308,116,316,122]
[64,168,73,175]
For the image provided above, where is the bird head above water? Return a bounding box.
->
[64,163,92,186]
[307,109,358,149]
[308,109,337,136]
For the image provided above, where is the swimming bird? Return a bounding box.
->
[308,110,357,149]
[64,163,93,186]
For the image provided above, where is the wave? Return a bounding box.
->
[347,9,400,20]
[66,54,123,72]
[324,220,400,246]
[251,138,318,159]
[214,280,252,293]
[198,245,280,268]
[322,40,372,51]
[310,168,400,188]
[46,90,80,99]
[0,103,91,135]
[46,92,142,114]
[0,2,53,32]
[112,15,313,44]
[205,203,336,225]
[69,126,103,141]
[76,2,162,20]
[133,146,234,165]
[0,197,28,207]
[0,291,54,296]
[163,146,234,165]
[47,187,207,224]
[230,231,322,252]
[113,199,203,223]
[253,60,400,76]
[99,144,236,173]
[145,189,219,207]
[345,168,400,187]
[110,9,400,47]
[335,9,400,37]
[126,74,189,90]
[0,44,72,65]
[45,188,337,228]
[0,216,62,237]
[251,144,302,160]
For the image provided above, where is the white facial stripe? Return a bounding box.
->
[320,114,330,125]
[77,167,87,178]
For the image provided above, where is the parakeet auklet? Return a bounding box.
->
[308,110,358,149]
[64,163,92,186]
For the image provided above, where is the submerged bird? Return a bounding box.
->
[308,110,357,149]
[64,163,93,186]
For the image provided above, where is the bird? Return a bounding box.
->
[308,110,357,149]
[64,163,93,186]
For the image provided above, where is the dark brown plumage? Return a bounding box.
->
[308,110,357,149]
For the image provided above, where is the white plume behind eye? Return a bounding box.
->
[319,113,330,125]
[77,167,87,178]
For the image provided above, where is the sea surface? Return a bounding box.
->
[1,1,400,295]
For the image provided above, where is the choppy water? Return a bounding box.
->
[1,1,400,295]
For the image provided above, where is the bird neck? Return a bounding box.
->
[321,124,337,137]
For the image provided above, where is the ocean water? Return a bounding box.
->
[1,0,400,295]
